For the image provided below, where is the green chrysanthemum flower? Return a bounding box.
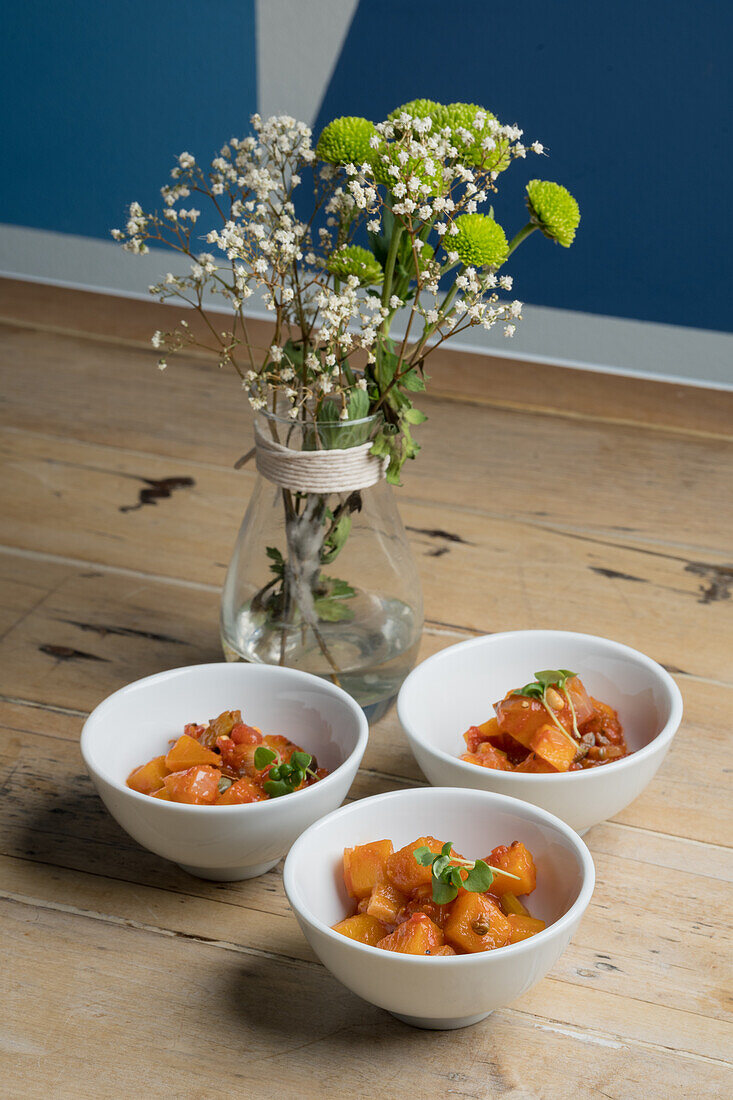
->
[443,102,510,172]
[451,214,509,268]
[316,117,376,165]
[327,245,383,285]
[388,99,449,131]
[369,138,444,196]
[526,179,580,247]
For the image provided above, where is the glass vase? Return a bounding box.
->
[220,410,423,722]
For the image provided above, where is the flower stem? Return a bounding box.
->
[507,222,537,257]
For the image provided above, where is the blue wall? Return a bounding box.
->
[1,1,256,242]
[314,0,731,333]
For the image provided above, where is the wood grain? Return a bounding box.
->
[0,281,731,1098]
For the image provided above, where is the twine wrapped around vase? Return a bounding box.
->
[253,421,388,494]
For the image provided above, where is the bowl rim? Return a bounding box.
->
[80,662,369,814]
[283,785,596,964]
[397,629,684,783]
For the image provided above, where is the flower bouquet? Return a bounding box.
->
[115,99,580,718]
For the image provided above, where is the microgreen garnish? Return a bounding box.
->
[254,745,316,797]
[413,841,519,905]
[511,668,580,745]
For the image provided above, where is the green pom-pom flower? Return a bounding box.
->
[370,139,444,196]
[526,180,580,247]
[388,99,449,131]
[451,214,509,268]
[316,117,376,165]
[327,245,383,285]
[443,102,510,172]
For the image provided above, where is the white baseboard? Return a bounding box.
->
[1,223,731,391]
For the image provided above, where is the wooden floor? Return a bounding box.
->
[1,278,731,1099]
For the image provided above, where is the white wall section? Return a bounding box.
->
[255,0,359,125]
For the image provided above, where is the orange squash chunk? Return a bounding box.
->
[462,742,510,770]
[165,734,220,772]
[377,913,444,955]
[529,724,576,772]
[216,777,267,804]
[127,754,169,794]
[494,694,549,748]
[163,764,220,805]
[430,945,457,956]
[366,882,406,924]
[514,752,554,773]
[444,891,511,953]
[332,914,388,946]
[386,836,449,893]
[261,734,299,762]
[343,840,393,899]
[152,786,172,800]
[508,914,546,942]
[487,841,537,897]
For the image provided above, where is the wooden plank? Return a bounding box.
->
[4,898,729,1100]
[3,276,732,439]
[2,327,733,559]
[0,433,730,682]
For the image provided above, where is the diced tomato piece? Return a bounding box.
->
[529,724,577,772]
[487,841,537,897]
[165,734,220,772]
[377,912,444,955]
[333,914,389,946]
[444,891,511,953]
[163,765,220,805]
[230,722,262,745]
[507,914,546,942]
[216,776,267,804]
[127,755,169,794]
[183,723,206,740]
[343,840,393,899]
[564,676,595,726]
[397,884,452,929]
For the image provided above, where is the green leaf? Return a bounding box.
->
[313,596,355,622]
[347,386,370,421]
[431,876,459,905]
[253,746,277,770]
[401,369,427,392]
[441,841,453,857]
[290,751,312,771]
[463,859,494,893]
[403,407,427,425]
[262,779,292,798]
[321,514,352,565]
[413,846,436,867]
[432,854,451,879]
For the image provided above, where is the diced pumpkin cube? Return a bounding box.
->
[429,945,457,956]
[165,734,220,772]
[507,914,546,943]
[127,754,169,794]
[529,723,576,772]
[332,914,388,946]
[377,913,444,955]
[261,734,299,762]
[152,786,172,800]
[343,840,393,899]
[487,841,537,897]
[216,777,267,804]
[386,836,451,893]
[500,892,529,917]
[513,752,555,773]
[163,765,220,805]
[462,743,510,770]
[366,882,406,924]
[494,694,549,748]
[444,891,511,953]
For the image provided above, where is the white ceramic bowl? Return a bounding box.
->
[81,663,369,880]
[284,786,594,1029]
[397,630,683,835]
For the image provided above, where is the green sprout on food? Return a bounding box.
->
[512,669,581,745]
[253,746,316,797]
[413,841,519,905]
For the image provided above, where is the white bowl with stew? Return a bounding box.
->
[81,663,368,880]
[397,630,683,835]
[283,786,594,1029]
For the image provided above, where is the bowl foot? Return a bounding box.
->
[389,1010,492,1030]
[177,858,280,881]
